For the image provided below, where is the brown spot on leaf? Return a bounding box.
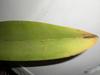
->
[83,32,98,38]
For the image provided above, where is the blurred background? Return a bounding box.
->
[0,0,100,75]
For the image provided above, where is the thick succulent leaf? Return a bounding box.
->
[0,21,98,61]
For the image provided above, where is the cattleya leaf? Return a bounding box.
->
[0,21,98,61]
